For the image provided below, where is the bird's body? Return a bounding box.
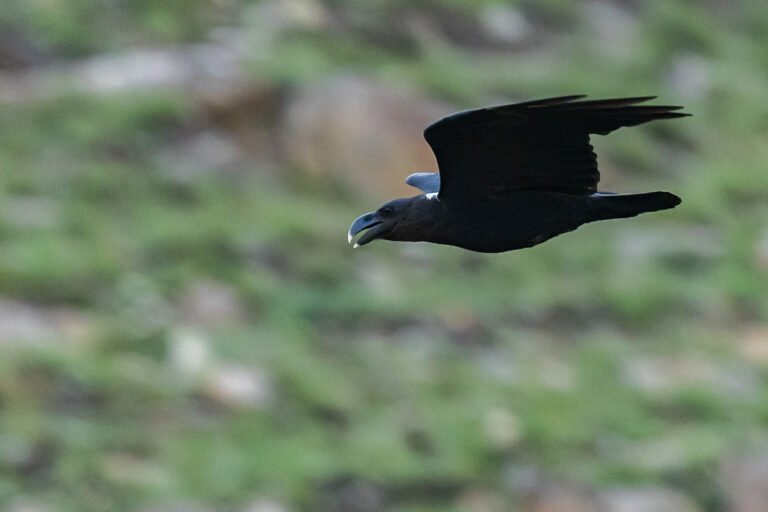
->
[370,190,678,253]
[348,95,688,253]
[432,192,588,253]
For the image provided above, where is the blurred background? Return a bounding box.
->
[0,1,767,511]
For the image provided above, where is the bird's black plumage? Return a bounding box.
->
[348,95,689,253]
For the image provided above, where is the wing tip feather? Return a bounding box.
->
[514,94,588,108]
[423,95,690,146]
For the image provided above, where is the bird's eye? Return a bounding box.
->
[379,206,394,217]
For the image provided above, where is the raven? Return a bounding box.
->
[348,95,688,253]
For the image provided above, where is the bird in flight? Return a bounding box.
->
[347,95,689,253]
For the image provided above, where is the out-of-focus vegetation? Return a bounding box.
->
[0,1,767,511]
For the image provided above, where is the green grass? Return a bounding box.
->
[1,1,768,510]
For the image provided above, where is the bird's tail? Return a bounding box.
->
[586,191,681,222]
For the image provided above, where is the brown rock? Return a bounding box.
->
[737,325,768,366]
[622,356,756,396]
[178,280,246,327]
[0,39,252,104]
[4,499,52,512]
[204,364,273,410]
[524,485,601,512]
[456,488,507,512]
[484,408,523,450]
[755,228,768,270]
[279,75,447,200]
[241,499,291,512]
[667,54,713,102]
[0,298,93,346]
[138,504,213,512]
[720,449,768,512]
[598,487,700,512]
[582,2,638,60]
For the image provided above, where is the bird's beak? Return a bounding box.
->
[347,212,386,248]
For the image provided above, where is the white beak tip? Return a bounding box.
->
[353,243,360,249]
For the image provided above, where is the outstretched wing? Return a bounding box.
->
[423,96,689,205]
[405,172,440,194]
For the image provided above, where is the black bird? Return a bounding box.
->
[347,95,689,253]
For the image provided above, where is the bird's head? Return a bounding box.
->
[348,197,429,248]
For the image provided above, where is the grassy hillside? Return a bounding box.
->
[0,1,767,511]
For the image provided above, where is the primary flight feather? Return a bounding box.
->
[348,95,689,253]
